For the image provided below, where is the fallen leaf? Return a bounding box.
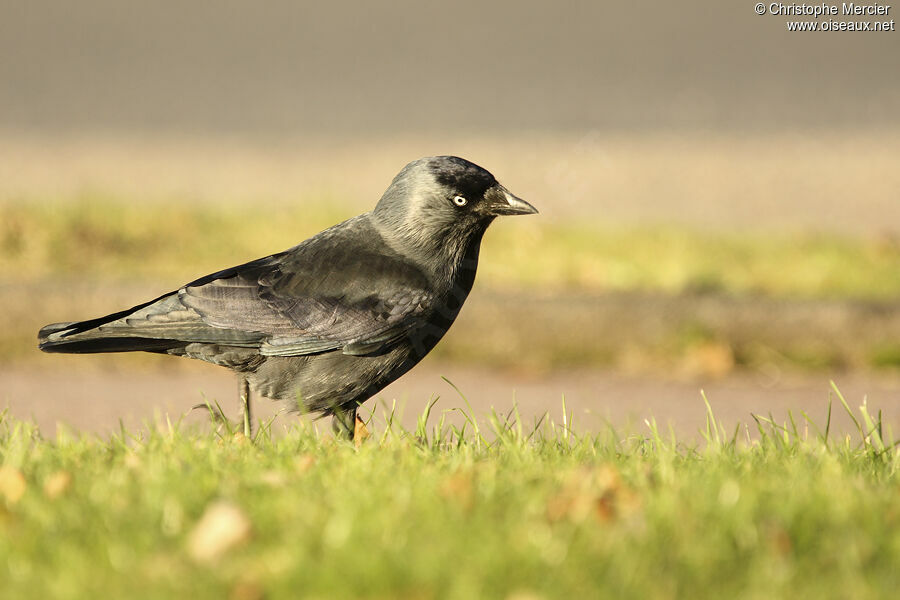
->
[43,471,72,499]
[439,470,475,510]
[294,454,316,474]
[259,470,286,487]
[187,500,252,563]
[123,453,142,470]
[547,465,641,524]
[683,342,735,378]
[767,525,793,556]
[230,579,264,600]
[593,464,622,494]
[354,415,370,448]
[0,466,26,504]
[545,490,577,522]
[506,591,545,600]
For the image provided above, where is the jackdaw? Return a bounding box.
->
[38,156,538,437]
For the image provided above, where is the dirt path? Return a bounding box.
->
[3,362,899,441]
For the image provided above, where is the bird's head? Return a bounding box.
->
[373,156,537,254]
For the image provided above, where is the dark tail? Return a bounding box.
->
[38,323,180,353]
[38,292,183,354]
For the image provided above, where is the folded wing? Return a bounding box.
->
[40,217,434,358]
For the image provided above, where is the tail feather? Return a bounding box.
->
[38,290,265,355]
[38,322,76,339]
[38,291,181,354]
[38,321,184,354]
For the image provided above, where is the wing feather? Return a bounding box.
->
[179,216,433,356]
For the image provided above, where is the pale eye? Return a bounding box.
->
[452,195,467,207]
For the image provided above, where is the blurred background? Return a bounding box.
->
[2,1,899,435]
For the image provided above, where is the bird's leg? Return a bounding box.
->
[239,376,252,438]
[331,405,357,441]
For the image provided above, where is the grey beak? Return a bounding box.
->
[489,186,539,216]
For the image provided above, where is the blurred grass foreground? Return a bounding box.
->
[0,391,899,599]
[1,133,900,376]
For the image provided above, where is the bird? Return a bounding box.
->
[38,156,538,439]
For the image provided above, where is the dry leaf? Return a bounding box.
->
[187,501,252,563]
[230,579,264,600]
[545,490,577,522]
[354,415,370,448]
[294,454,316,474]
[0,466,26,504]
[43,471,72,499]
[683,342,735,378]
[506,591,545,600]
[259,470,286,487]
[123,453,142,470]
[767,525,793,556]
[547,465,641,523]
[439,471,475,510]
[593,465,621,493]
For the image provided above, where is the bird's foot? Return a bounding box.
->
[331,405,357,441]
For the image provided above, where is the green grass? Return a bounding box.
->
[4,195,900,299]
[2,390,899,599]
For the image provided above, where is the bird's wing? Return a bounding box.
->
[38,267,273,353]
[179,219,434,357]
